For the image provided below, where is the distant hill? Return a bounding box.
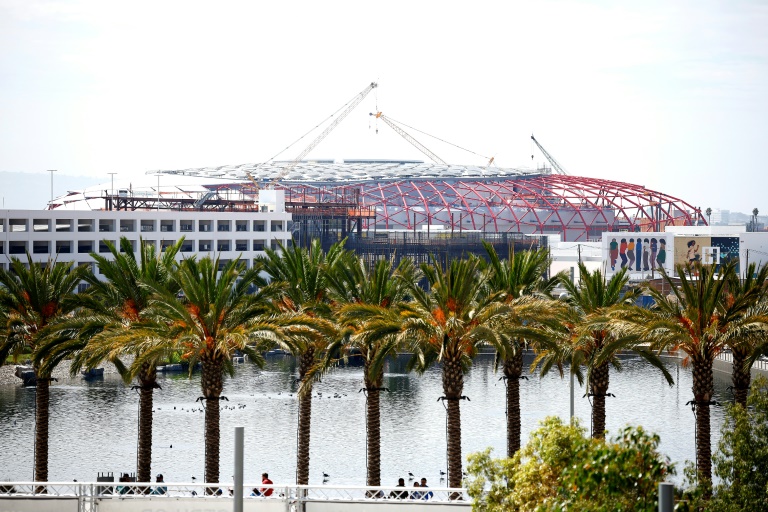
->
[0,172,102,210]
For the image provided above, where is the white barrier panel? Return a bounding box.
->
[96,497,286,512]
[306,502,470,512]
[0,497,79,512]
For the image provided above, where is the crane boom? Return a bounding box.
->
[371,112,446,165]
[530,134,568,175]
[267,82,378,188]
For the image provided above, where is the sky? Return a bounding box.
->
[1,0,767,212]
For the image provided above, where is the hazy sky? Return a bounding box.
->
[1,0,766,212]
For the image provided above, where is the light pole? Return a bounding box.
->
[108,173,117,211]
[47,169,57,203]
[156,174,161,211]
[108,173,117,196]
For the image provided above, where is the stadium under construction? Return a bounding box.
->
[42,82,706,267]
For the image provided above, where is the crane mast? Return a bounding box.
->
[530,134,568,175]
[371,112,446,165]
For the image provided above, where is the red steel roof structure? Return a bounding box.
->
[278,173,704,242]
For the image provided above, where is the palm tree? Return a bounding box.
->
[323,253,418,487]
[705,207,712,225]
[0,254,89,482]
[396,254,508,489]
[139,256,274,485]
[482,242,561,456]
[631,261,749,484]
[537,263,672,440]
[723,262,768,407]
[255,239,345,485]
[51,237,183,483]
[752,208,759,232]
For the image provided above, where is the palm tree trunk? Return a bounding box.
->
[365,369,382,487]
[136,364,157,484]
[442,352,464,490]
[692,357,714,484]
[34,371,50,483]
[589,362,610,439]
[503,349,524,457]
[731,348,751,408]
[296,349,314,485]
[201,357,224,485]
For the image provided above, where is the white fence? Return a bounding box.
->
[716,351,768,373]
[0,482,472,512]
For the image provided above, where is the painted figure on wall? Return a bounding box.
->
[609,238,618,270]
[656,238,666,269]
[643,238,650,271]
[635,237,643,271]
[619,238,628,268]
[687,239,700,263]
[627,238,636,269]
[650,238,658,270]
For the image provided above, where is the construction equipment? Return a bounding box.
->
[247,82,379,195]
[370,112,446,165]
[530,134,568,175]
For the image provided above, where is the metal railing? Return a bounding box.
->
[0,481,471,507]
[716,351,768,372]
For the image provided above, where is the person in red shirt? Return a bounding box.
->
[252,472,273,497]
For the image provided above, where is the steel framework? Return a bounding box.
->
[278,174,705,242]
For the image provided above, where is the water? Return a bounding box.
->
[0,353,730,485]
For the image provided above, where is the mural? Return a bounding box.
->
[673,236,740,273]
[602,232,671,275]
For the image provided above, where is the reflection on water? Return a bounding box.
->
[0,353,729,485]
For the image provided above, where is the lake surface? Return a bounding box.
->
[0,353,730,485]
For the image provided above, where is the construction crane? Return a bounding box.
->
[530,134,569,175]
[370,112,446,165]
[246,82,379,195]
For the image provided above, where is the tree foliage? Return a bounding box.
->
[466,416,673,512]
[710,376,768,511]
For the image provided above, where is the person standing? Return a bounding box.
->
[151,474,166,495]
[389,478,407,499]
[410,482,421,500]
[419,478,433,500]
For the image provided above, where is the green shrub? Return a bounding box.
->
[467,416,673,512]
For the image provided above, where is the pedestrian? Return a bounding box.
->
[151,474,167,495]
[389,477,407,499]
[419,477,433,500]
[410,481,421,500]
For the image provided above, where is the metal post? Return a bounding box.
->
[234,426,244,512]
[157,174,160,211]
[569,365,575,422]
[658,482,674,512]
